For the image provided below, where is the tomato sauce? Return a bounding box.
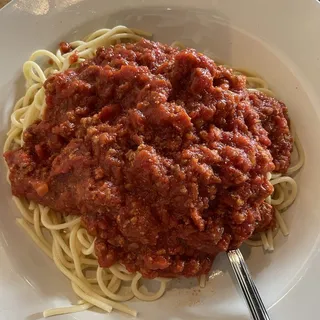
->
[4,39,292,278]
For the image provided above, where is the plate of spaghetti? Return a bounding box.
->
[0,1,319,320]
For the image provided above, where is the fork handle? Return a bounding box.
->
[227,249,271,320]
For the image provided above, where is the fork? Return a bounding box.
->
[227,249,271,320]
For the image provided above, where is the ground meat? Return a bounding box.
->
[59,41,72,54]
[4,39,292,278]
[250,92,293,172]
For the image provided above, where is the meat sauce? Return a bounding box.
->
[4,39,293,278]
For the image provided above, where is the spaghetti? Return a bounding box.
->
[3,25,304,317]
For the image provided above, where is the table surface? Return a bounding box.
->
[0,0,10,9]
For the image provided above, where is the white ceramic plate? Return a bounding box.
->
[1,0,320,319]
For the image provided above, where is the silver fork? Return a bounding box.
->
[227,249,271,320]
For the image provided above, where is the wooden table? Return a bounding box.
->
[0,0,10,9]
